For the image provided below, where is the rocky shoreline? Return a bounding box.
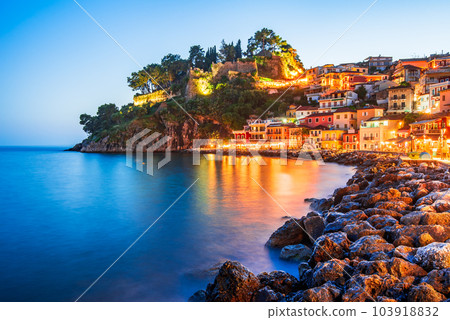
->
[189,151,450,302]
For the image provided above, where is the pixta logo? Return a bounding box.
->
[126,129,172,176]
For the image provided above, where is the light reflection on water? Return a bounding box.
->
[0,149,354,301]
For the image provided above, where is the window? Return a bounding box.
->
[393,103,398,108]
[401,94,406,99]
[344,124,348,129]
[328,117,332,122]
[401,102,406,108]
[344,114,348,119]
[315,118,319,123]
[444,95,446,101]
[336,124,340,128]
[308,118,312,123]
[336,115,341,119]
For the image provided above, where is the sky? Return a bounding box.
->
[0,0,449,146]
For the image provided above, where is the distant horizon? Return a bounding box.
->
[1,0,449,146]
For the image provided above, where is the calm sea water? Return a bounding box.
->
[0,147,354,301]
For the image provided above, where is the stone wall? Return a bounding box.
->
[133,90,168,106]
[211,60,257,81]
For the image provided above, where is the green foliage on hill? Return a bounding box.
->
[80,28,301,141]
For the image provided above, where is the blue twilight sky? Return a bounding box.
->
[0,0,449,146]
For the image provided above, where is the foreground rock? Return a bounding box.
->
[191,152,450,302]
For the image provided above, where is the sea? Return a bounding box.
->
[0,147,355,301]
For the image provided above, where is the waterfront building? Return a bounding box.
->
[321,129,346,150]
[356,105,385,129]
[333,107,357,130]
[359,115,404,151]
[343,129,359,151]
[410,116,450,156]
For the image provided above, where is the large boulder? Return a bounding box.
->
[333,184,359,204]
[391,225,450,245]
[206,261,260,302]
[303,216,325,240]
[365,208,403,220]
[407,283,446,302]
[355,258,426,278]
[302,281,341,302]
[420,268,450,295]
[310,198,333,212]
[414,242,450,271]
[279,244,312,262]
[349,235,395,259]
[188,290,206,302]
[401,211,450,226]
[257,271,300,294]
[311,259,352,287]
[343,221,376,241]
[266,218,307,248]
[310,232,351,264]
[393,246,417,263]
[252,286,281,302]
[343,274,400,302]
[368,215,398,229]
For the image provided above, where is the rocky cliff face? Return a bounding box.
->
[68,117,207,153]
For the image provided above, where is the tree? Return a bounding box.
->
[235,40,242,59]
[204,46,218,70]
[219,40,236,62]
[188,45,205,69]
[127,64,170,94]
[355,86,368,100]
[246,28,287,56]
[161,54,188,82]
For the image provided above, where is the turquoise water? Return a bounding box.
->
[0,147,354,301]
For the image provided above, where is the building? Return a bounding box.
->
[440,89,450,113]
[286,105,298,117]
[356,105,385,129]
[301,112,334,128]
[359,115,404,151]
[415,93,431,113]
[321,129,346,150]
[429,81,450,114]
[295,105,319,119]
[392,64,422,84]
[232,128,250,141]
[396,58,429,70]
[428,55,450,70]
[417,68,450,95]
[248,119,268,140]
[364,56,393,71]
[333,107,357,130]
[265,123,305,148]
[308,125,327,147]
[387,86,414,114]
[343,129,359,150]
[410,116,449,156]
[318,90,358,109]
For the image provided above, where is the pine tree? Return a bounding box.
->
[235,40,242,59]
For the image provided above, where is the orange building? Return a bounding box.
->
[343,129,359,150]
[356,105,385,129]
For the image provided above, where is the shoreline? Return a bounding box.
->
[189,151,450,302]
